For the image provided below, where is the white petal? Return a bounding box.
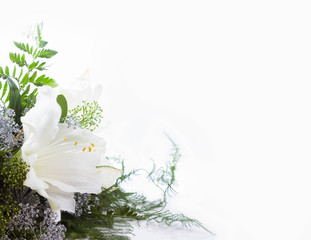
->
[56,124,106,155]
[45,185,75,213]
[23,168,49,198]
[21,86,61,156]
[99,156,114,167]
[22,152,37,168]
[97,166,122,189]
[54,210,61,222]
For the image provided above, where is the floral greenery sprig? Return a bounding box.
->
[0,23,57,124]
[68,100,103,131]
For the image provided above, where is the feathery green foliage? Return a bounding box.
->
[61,136,211,239]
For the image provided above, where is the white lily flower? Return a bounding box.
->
[21,86,119,219]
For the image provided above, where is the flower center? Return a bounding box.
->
[64,138,96,152]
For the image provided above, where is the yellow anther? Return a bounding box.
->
[74,141,78,146]
[91,143,95,147]
[88,146,92,152]
[64,138,68,142]
[82,147,86,152]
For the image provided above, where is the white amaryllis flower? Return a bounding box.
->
[21,86,120,219]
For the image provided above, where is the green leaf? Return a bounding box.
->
[34,76,58,87]
[21,54,25,62]
[28,88,38,100]
[39,41,48,48]
[20,72,29,86]
[5,66,9,75]
[9,53,27,67]
[21,84,31,98]
[9,52,16,62]
[1,81,8,99]
[56,94,68,122]
[28,61,39,71]
[22,88,38,109]
[14,42,33,55]
[35,74,45,81]
[29,71,37,82]
[33,48,38,57]
[12,66,16,78]
[5,91,9,103]
[14,41,27,52]
[37,62,46,70]
[6,77,22,123]
[18,69,23,80]
[37,23,43,43]
[29,88,38,99]
[0,66,3,75]
[37,49,57,58]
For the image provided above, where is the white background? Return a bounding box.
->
[1,1,311,239]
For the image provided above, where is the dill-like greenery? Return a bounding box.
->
[61,135,212,239]
[68,100,103,131]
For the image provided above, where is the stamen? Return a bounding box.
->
[91,143,95,147]
[74,141,78,146]
[64,138,68,142]
[82,147,86,152]
[88,146,92,152]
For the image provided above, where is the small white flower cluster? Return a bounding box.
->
[74,193,91,216]
[4,203,66,240]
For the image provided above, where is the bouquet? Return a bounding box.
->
[0,24,210,239]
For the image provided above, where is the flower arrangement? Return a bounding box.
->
[0,24,210,239]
